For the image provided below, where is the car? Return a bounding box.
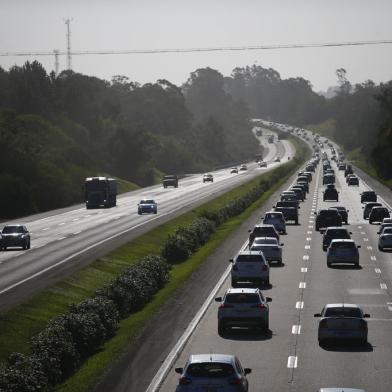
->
[175,354,251,392]
[215,288,271,334]
[323,174,335,185]
[239,164,248,171]
[345,174,355,184]
[296,181,309,193]
[315,209,342,231]
[290,187,305,201]
[347,176,359,186]
[297,175,310,184]
[280,191,299,205]
[258,161,267,168]
[323,186,339,201]
[248,224,279,246]
[274,200,300,210]
[362,202,382,219]
[274,206,299,225]
[262,211,286,234]
[303,171,313,181]
[326,239,360,267]
[274,157,281,162]
[378,227,392,251]
[203,173,214,183]
[163,174,178,188]
[360,190,377,203]
[250,236,283,263]
[230,167,238,174]
[322,227,352,251]
[338,163,346,170]
[0,225,30,250]
[314,303,369,345]
[369,206,390,224]
[344,164,354,177]
[305,164,315,172]
[230,250,270,287]
[377,222,392,234]
[382,217,392,224]
[137,199,157,214]
[329,206,349,224]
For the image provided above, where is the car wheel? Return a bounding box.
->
[231,278,237,288]
[154,210,157,214]
[295,219,299,225]
[369,220,373,224]
[379,245,383,251]
[27,241,31,250]
[327,262,332,268]
[263,320,269,332]
[138,211,142,215]
[22,242,27,250]
[264,277,270,286]
[218,321,225,336]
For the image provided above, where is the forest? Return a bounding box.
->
[0,62,391,219]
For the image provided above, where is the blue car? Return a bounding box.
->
[137,199,157,215]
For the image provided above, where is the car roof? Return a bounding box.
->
[238,250,264,255]
[189,354,234,364]
[330,239,355,244]
[225,288,259,295]
[254,224,275,229]
[253,236,277,241]
[325,303,359,309]
[3,224,23,227]
[325,226,347,231]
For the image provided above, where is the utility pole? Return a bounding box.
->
[64,18,72,70]
[53,49,59,75]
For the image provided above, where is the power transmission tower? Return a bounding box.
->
[64,18,73,70]
[53,49,59,75]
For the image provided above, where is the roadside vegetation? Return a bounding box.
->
[0,135,309,392]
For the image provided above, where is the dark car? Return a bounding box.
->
[1,225,30,250]
[203,173,214,183]
[369,207,390,224]
[363,202,382,219]
[323,174,335,185]
[361,191,377,203]
[344,165,354,177]
[315,209,342,231]
[296,181,309,193]
[274,206,299,225]
[347,176,359,186]
[290,187,305,202]
[137,199,157,215]
[323,186,339,201]
[163,175,178,188]
[322,227,352,251]
[329,206,349,224]
[248,224,279,245]
[338,163,346,170]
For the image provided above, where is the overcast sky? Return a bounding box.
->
[1,0,392,92]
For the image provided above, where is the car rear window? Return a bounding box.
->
[225,293,260,303]
[254,227,274,235]
[253,238,276,245]
[331,241,355,249]
[383,228,392,234]
[265,213,282,219]
[140,200,154,204]
[237,254,263,262]
[326,230,349,238]
[324,307,362,318]
[186,363,235,378]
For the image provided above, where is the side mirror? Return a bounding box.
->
[314,313,321,317]
[229,259,234,263]
[349,232,353,234]
[363,314,370,318]
[281,243,284,246]
[357,245,361,248]
[266,297,272,302]
[244,368,252,375]
[215,297,222,302]
[347,210,349,212]
[248,229,251,233]
[313,212,317,215]
[175,367,183,374]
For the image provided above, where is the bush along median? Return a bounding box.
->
[0,137,309,392]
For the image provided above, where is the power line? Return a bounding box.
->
[1,39,392,57]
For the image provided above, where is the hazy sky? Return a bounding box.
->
[1,0,392,91]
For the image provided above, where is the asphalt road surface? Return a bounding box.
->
[152,144,392,392]
[0,130,293,310]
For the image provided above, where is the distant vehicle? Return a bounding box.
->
[296,181,309,193]
[262,211,286,234]
[274,206,299,225]
[322,227,352,251]
[203,173,214,183]
[360,191,377,203]
[230,167,238,174]
[363,202,382,219]
[0,225,30,250]
[137,199,157,215]
[250,236,283,264]
[329,206,349,224]
[377,222,392,235]
[163,174,178,188]
[175,354,252,392]
[327,239,360,267]
[323,186,339,202]
[255,153,263,162]
[274,157,281,162]
[280,191,299,205]
[378,227,392,251]
[290,187,305,202]
[248,224,279,245]
[344,165,354,177]
[239,164,248,171]
[314,304,369,345]
[347,176,359,186]
[323,174,335,185]
[268,135,274,144]
[274,200,300,210]
[85,177,117,209]
[315,209,342,231]
[215,288,271,334]
[230,250,270,287]
[338,162,346,170]
[258,161,267,168]
[255,129,263,137]
[369,206,390,224]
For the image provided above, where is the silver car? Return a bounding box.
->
[215,288,271,334]
[250,237,283,264]
[378,227,392,251]
[314,303,369,344]
[326,239,360,267]
[175,354,251,392]
[230,251,270,287]
[262,211,286,234]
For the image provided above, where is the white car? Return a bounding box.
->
[250,237,283,264]
[262,211,286,234]
[378,227,392,251]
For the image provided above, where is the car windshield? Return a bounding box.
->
[186,363,235,378]
[2,226,23,234]
[324,307,362,318]
[140,200,154,204]
[383,228,392,234]
[236,254,263,262]
[331,241,355,249]
[319,210,334,217]
[225,293,260,304]
[265,213,282,220]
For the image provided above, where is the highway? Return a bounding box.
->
[147,141,392,392]
[0,130,293,310]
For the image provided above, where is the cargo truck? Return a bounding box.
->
[85,177,117,209]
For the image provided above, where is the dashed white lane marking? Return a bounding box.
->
[367,246,373,250]
[287,356,298,368]
[305,245,311,249]
[364,238,369,242]
[307,231,312,234]
[58,222,65,226]
[299,282,306,289]
[358,226,363,229]
[296,301,304,309]
[381,283,388,290]
[375,268,382,274]
[85,215,90,217]
[292,325,301,334]
[361,231,366,235]
[311,208,315,211]
[303,255,309,260]
[371,256,377,261]
[57,236,66,241]
[301,267,308,273]
[308,225,313,229]
[72,218,79,222]
[73,231,82,235]
[42,227,50,231]
[306,237,311,241]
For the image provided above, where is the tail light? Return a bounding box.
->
[228,377,242,385]
[179,377,191,385]
[262,265,268,271]
[219,303,234,309]
[252,303,267,309]
[232,265,238,271]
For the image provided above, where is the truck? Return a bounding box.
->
[268,134,274,144]
[85,177,117,209]
[163,175,178,188]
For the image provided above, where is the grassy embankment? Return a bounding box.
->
[306,119,392,188]
[0,136,309,392]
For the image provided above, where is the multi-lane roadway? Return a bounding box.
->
[148,143,392,392]
[0,131,293,310]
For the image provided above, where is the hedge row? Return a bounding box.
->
[0,256,170,392]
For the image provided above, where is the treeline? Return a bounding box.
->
[0,62,259,219]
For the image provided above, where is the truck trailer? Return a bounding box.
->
[85,177,117,209]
